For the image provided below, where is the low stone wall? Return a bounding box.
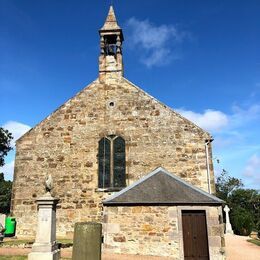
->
[103,205,225,259]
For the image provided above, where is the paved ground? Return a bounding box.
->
[0,234,259,259]
[225,234,260,260]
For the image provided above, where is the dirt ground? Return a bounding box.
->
[225,234,260,260]
[0,234,259,259]
[0,247,170,259]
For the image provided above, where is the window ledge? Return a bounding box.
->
[95,187,125,192]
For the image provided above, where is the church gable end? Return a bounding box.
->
[12,6,217,242]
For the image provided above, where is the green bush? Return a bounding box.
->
[256,220,260,238]
[230,207,254,236]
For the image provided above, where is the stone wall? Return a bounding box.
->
[11,73,215,237]
[103,205,225,259]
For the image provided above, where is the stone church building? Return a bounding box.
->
[11,6,225,259]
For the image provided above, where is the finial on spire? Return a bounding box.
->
[100,5,121,31]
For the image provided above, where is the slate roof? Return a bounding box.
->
[103,167,224,206]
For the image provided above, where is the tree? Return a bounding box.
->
[0,127,13,214]
[0,173,12,214]
[229,189,260,236]
[0,127,13,167]
[229,188,259,213]
[216,169,260,236]
[230,207,254,236]
[215,169,243,201]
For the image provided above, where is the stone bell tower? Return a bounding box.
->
[99,6,124,82]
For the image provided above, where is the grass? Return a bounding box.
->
[247,239,260,246]
[0,238,72,247]
[0,257,70,260]
[0,257,27,260]
[0,240,33,246]
[57,239,73,245]
[0,239,72,259]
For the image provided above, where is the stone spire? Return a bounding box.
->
[99,6,124,82]
[100,6,121,31]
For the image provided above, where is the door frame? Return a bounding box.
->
[177,206,211,259]
[181,209,209,259]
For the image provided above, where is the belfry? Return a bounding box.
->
[99,6,124,81]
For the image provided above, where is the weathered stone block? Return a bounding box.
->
[210,226,222,236]
[209,236,221,247]
[113,234,126,242]
[106,223,120,233]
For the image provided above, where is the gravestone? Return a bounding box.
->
[224,205,233,234]
[72,222,102,260]
[28,174,60,260]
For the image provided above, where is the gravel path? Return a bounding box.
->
[0,247,30,256]
[225,234,260,260]
[0,247,169,259]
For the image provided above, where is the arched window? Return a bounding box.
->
[98,135,126,190]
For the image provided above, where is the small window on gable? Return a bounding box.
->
[98,135,126,190]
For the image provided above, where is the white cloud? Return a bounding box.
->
[230,104,260,127]
[2,121,31,147]
[243,154,260,185]
[176,108,229,132]
[141,48,171,68]
[126,17,189,67]
[1,160,14,180]
[176,104,260,134]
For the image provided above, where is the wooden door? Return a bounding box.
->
[182,210,209,260]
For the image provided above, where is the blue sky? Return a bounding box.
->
[1,0,260,189]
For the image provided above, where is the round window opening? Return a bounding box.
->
[109,102,115,107]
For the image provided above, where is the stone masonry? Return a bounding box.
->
[11,74,215,237]
[103,205,225,259]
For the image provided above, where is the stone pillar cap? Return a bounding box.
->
[36,192,59,205]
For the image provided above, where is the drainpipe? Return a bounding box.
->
[205,138,214,194]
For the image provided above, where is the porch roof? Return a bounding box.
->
[103,167,224,206]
